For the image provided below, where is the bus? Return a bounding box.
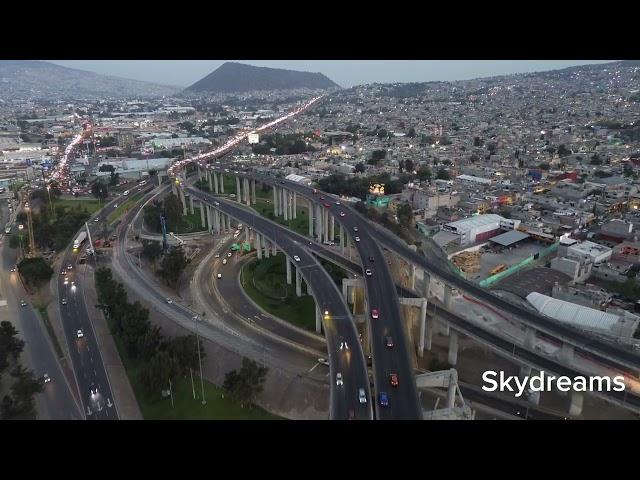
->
[4,222,11,234]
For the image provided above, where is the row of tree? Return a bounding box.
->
[95,267,202,397]
[251,133,315,156]
[0,321,43,419]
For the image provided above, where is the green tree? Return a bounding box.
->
[17,257,53,287]
[354,163,366,174]
[417,166,431,181]
[223,358,268,408]
[404,159,414,173]
[141,239,163,262]
[139,350,177,396]
[159,246,187,288]
[436,168,451,180]
[109,172,120,186]
[163,193,183,229]
[169,335,202,376]
[397,203,414,227]
[91,181,109,201]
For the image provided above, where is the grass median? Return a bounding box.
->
[52,197,102,215]
[240,254,316,331]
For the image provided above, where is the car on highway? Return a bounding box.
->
[319,196,325,200]
[10,265,16,272]
[20,299,27,307]
[42,373,51,384]
[385,336,394,348]
[336,373,343,386]
[355,236,361,242]
[317,358,329,366]
[113,204,118,208]
[214,201,220,206]
[368,256,374,262]
[339,211,345,217]
[308,241,313,245]
[358,388,367,404]
[76,329,84,338]
[217,273,222,279]
[227,252,232,257]
[353,226,358,232]
[67,264,73,270]
[379,391,389,407]
[293,255,301,262]
[323,203,330,208]
[222,258,227,265]
[110,234,117,241]
[390,373,399,387]
[365,269,372,276]
[166,298,173,304]
[89,384,105,413]
[61,298,67,305]
[340,339,349,350]
[371,309,379,319]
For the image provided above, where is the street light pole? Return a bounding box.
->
[195,315,206,405]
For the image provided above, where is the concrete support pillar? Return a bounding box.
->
[171,182,178,196]
[189,195,194,215]
[316,307,322,334]
[524,327,536,350]
[206,205,212,233]
[315,204,322,242]
[219,173,224,193]
[295,267,302,297]
[209,172,214,192]
[559,343,575,364]
[256,234,262,259]
[286,257,292,285]
[418,299,428,357]
[273,187,278,216]
[293,192,297,219]
[569,391,584,417]
[213,172,218,193]
[283,189,289,221]
[212,209,218,233]
[424,316,433,352]
[340,225,345,254]
[264,238,270,258]
[308,200,314,237]
[447,370,457,409]
[251,180,256,205]
[271,240,277,257]
[330,215,335,241]
[236,177,241,202]
[448,331,459,366]
[443,284,453,310]
[200,201,206,228]
[179,189,187,216]
[323,208,329,242]
[245,179,250,206]
[342,278,348,301]
[410,264,416,291]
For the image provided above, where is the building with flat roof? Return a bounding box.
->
[442,214,520,246]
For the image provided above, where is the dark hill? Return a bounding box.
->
[185,62,339,94]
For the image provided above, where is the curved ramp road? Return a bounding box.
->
[187,186,372,420]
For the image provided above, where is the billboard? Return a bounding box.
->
[248,133,260,144]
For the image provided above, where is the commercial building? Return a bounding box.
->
[558,237,612,265]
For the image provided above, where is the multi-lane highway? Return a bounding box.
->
[187,186,372,419]
[1,200,82,420]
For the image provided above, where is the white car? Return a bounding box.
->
[114,204,118,208]
[317,358,329,366]
[339,212,345,217]
[42,373,51,384]
[227,252,232,257]
[335,201,341,205]
[20,299,27,307]
[94,217,99,222]
[217,273,222,279]
[355,236,361,242]
[365,269,372,276]
[308,241,313,245]
[67,264,73,270]
[358,388,367,404]
[340,340,349,350]
[64,278,69,285]
[166,298,173,304]
[353,226,359,232]
[62,298,67,305]
[76,329,84,338]
[293,255,301,262]
[214,254,220,258]
[336,373,343,386]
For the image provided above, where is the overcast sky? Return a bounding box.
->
[50,60,615,88]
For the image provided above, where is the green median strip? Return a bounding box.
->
[36,307,64,360]
[106,191,146,224]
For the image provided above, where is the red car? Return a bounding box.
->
[390,373,399,387]
[371,309,379,319]
[324,203,330,208]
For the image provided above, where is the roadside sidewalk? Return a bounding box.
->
[82,262,143,420]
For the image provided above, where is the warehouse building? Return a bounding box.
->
[527,292,640,342]
[441,214,521,246]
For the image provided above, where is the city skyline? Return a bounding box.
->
[49,60,615,88]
